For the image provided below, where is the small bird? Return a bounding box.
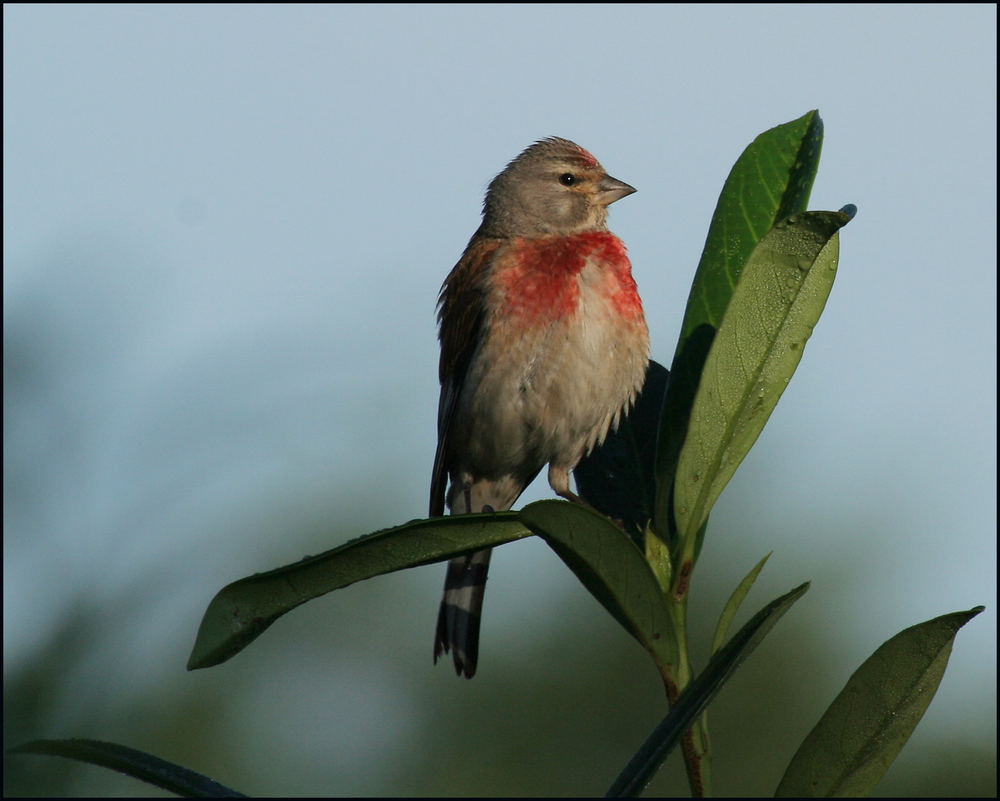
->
[430,137,649,677]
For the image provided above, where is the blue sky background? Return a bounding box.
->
[4,4,995,796]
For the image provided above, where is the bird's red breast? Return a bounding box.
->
[495,231,643,323]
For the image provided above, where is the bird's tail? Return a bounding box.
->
[433,476,526,677]
[433,547,492,678]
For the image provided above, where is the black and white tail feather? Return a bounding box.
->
[433,546,493,677]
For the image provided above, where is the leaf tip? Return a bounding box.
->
[185,644,217,671]
[839,203,858,220]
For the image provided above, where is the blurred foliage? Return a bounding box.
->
[4,553,995,796]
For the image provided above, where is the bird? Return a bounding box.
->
[430,137,649,677]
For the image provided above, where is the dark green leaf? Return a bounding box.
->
[187,513,531,669]
[607,582,810,797]
[574,360,669,544]
[674,210,851,542]
[7,738,245,797]
[710,552,772,654]
[776,606,984,797]
[655,110,824,537]
[519,500,677,669]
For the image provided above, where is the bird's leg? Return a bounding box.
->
[548,464,630,530]
[547,465,596,511]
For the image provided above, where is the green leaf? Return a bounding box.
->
[680,111,824,343]
[643,520,673,595]
[7,738,245,797]
[574,360,669,544]
[673,210,851,542]
[710,552,772,654]
[655,110,824,537]
[606,582,810,797]
[187,514,531,669]
[518,500,677,670]
[776,606,984,797]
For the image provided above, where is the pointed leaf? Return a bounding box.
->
[575,360,669,543]
[679,111,824,343]
[674,210,851,542]
[187,513,531,669]
[519,500,677,669]
[656,110,824,536]
[607,582,810,797]
[8,738,245,797]
[776,606,984,797]
[710,552,772,654]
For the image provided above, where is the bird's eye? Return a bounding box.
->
[559,173,576,186]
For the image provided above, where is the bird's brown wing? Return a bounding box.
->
[428,235,502,517]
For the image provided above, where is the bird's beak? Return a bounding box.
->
[597,174,637,206]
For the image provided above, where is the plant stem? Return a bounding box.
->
[664,574,712,797]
